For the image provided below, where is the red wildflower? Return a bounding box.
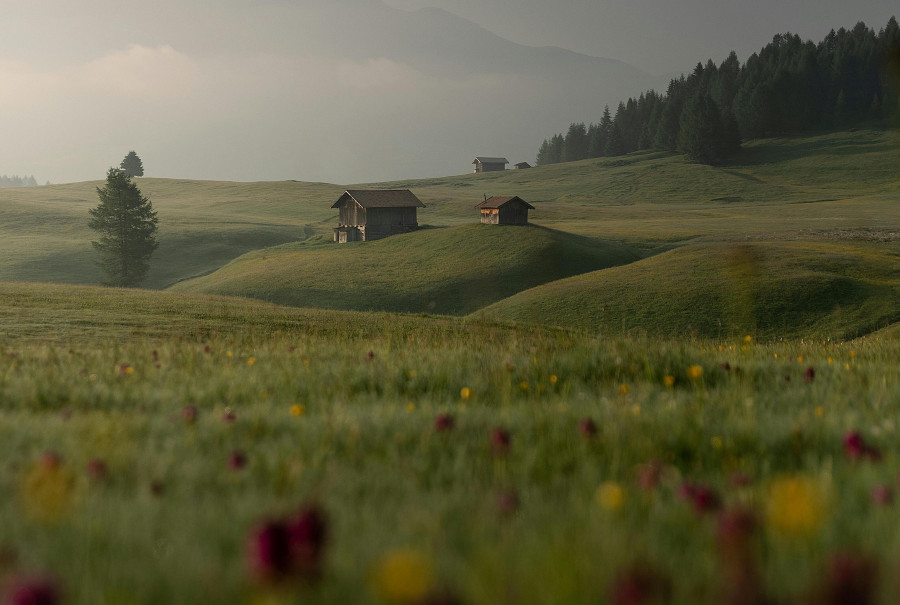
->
[2,575,61,605]
[578,418,598,439]
[609,562,672,605]
[804,367,816,383]
[228,451,247,471]
[678,482,721,514]
[434,414,454,432]
[490,428,511,456]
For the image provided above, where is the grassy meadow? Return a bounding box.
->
[0,284,899,604]
[0,127,897,603]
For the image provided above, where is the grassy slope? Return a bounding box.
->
[1,128,896,289]
[170,224,642,315]
[476,241,900,339]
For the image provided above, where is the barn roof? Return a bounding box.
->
[472,157,509,165]
[474,195,535,210]
[332,189,425,209]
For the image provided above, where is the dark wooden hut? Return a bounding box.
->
[475,195,534,225]
[332,189,425,243]
[514,162,532,170]
[472,157,508,173]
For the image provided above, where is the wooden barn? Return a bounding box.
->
[514,162,532,170]
[475,195,534,225]
[332,189,425,243]
[472,157,508,173]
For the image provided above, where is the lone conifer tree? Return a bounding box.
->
[120,151,144,177]
[88,168,158,287]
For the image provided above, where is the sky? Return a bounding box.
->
[0,0,896,185]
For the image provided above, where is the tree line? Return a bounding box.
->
[536,17,900,166]
[0,175,39,188]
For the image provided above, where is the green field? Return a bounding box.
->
[0,127,898,603]
[0,284,898,603]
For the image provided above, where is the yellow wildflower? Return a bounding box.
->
[460,387,471,400]
[247,357,256,366]
[618,384,629,395]
[743,335,752,343]
[767,476,827,536]
[290,404,305,417]
[814,406,824,417]
[405,402,415,413]
[371,549,433,604]
[663,375,675,387]
[686,365,703,380]
[549,374,558,385]
[519,381,530,392]
[596,481,625,512]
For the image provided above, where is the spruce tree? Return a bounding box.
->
[88,168,159,287]
[678,92,726,165]
[120,151,145,177]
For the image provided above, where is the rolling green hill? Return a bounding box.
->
[0,128,896,290]
[170,224,642,315]
[475,241,900,340]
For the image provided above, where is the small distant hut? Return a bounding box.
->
[472,157,508,173]
[514,162,532,170]
[475,195,534,225]
[332,189,425,243]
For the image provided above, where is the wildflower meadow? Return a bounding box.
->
[0,285,897,604]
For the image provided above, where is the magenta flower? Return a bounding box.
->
[287,504,329,580]
[434,414,455,432]
[490,428,511,455]
[843,431,881,462]
[2,575,61,605]
[677,482,721,514]
[578,418,598,439]
[246,521,292,583]
[228,451,247,471]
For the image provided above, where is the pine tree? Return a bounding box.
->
[120,151,145,177]
[678,92,726,165]
[88,168,159,287]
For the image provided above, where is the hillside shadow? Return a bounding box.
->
[735,130,893,166]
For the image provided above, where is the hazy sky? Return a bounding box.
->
[1,0,895,185]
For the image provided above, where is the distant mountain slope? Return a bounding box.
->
[475,241,900,340]
[170,224,642,315]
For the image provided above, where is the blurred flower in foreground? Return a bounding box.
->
[2,574,61,605]
[766,476,827,536]
[812,552,878,605]
[609,562,671,605]
[578,418,598,440]
[372,548,434,604]
[677,482,721,515]
[434,414,454,432]
[843,431,882,462]
[686,365,703,380]
[246,503,329,585]
[21,454,76,523]
[596,481,625,512]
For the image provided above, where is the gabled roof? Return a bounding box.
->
[474,195,535,210]
[514,162,532,168]
[472,157,509,165]
[331,189,425,209]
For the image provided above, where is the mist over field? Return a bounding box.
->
[0,0,895,184]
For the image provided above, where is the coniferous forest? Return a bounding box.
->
[536,18,900,166]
